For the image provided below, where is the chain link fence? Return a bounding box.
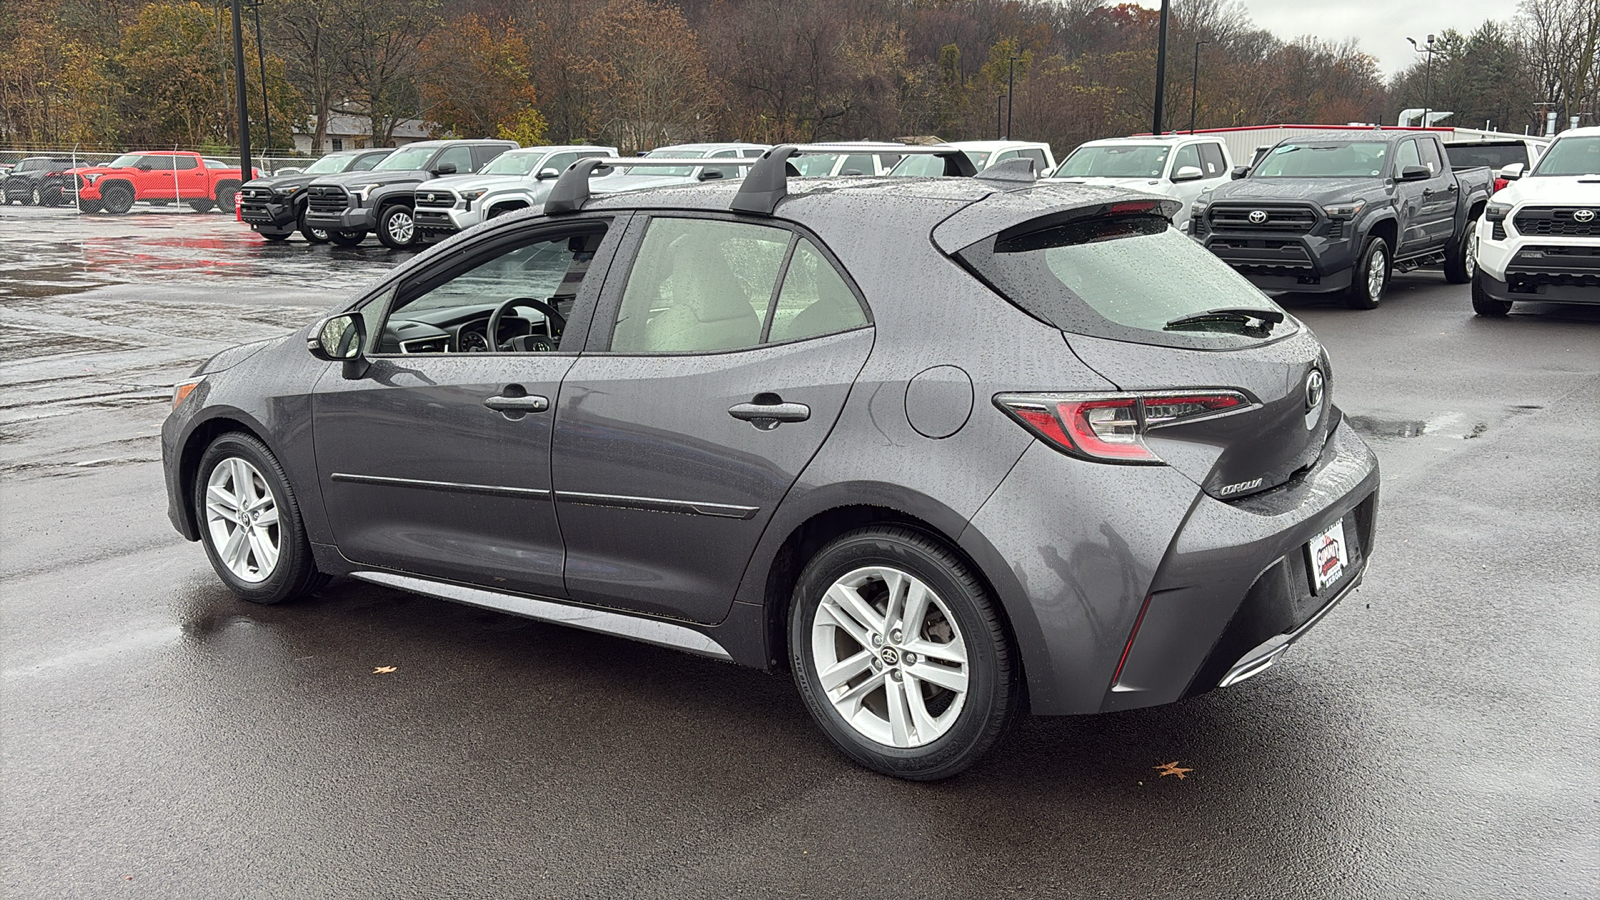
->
[0,145,331,215]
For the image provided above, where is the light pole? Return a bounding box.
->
[230,0,251,179]
[1406,35,1437,127]
[996,94,1003,140]
[1189,39,1211,134]
[1006,55,1022,139]
[1152,0,1171,134]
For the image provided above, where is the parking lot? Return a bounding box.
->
[2,204,1597,898]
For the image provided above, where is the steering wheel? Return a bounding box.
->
[486,297,568,351]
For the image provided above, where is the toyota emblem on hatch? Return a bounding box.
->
[1575,209,1596,223]
[1248,210,1268,224]
[1305,369,1325,415]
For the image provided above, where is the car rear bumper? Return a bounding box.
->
[963,414,1379,716]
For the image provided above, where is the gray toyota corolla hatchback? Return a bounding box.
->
[163,147,1379,780]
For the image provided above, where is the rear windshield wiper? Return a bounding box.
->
[1164,307,1285,334]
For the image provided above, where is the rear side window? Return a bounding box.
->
[1199,143,1226,176]
[958,214,1289,350]
[1418,139,1444,175]
[174,156,198,170]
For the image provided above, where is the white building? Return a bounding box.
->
[293,114,430,153]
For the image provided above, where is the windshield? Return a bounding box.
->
[372,145,438,171]
[1444,144,1527,171]
[958,215,1286,349]
[109,154,140,168]
[791,154,842,177]
[1531,136,1600,177]
[622,147,707,178]
[482,151,548,176]
[890,150,991,177]
[1252,142,1389,177]
[304,154,355,175]
[1055,145,1169,178]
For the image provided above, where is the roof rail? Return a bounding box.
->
[730,144,979,215]
[544,156,759,214]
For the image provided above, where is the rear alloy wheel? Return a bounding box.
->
[1443,217,1479,284]
[100,183,135,214]
[377,204,418,249]
[188,199,216,213]
[1471,270,1512,317]
[299,208,330,243]
[1344,235,1389,309]
[29,185,43,205]
[194,432,325,604]
[328,229,365,247]
[790,526,1020,781]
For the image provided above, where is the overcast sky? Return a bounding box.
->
[1126,0,1521,76]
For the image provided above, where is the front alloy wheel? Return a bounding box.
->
[790,526,1020,780]
[378,204,416,249]
[194,432,325,604]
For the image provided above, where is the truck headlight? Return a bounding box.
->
[1323,200,1366,219]
[459,189,487,208]
[1484,202,1511,222]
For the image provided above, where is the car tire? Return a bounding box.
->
[188,199,216,213]
[193,432,326,605]
[299,208,330,244]
[1344,235,1389,310]
[29,185,43,205]
[215,185,238,213]
[1443,217,1479,284]
[377,204,417,249]
[328,229,365,247]
[789,526,1021,781]
[261,231,290,242]
[1471,270,1512,317]
[100,183,135,214]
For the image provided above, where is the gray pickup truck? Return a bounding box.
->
[1190,131,1494,308]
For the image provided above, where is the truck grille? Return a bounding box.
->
[240,186,274,202]
[306,186,348,214]
[1208,204,1319,233]
[1506,245,1600,292]
[1513,207,1600,237]
[414,190,455,209]
[1205,238,1315,271]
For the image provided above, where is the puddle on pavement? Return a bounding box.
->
[1347,415,1428,438]
[1347,412,1494,440]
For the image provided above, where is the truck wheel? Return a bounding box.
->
[100,183,135,214]
[1344,236,1389,310]
[328,230,365,247]
[188,199,215,213]
[1443,217,1479,284]
[215,185,238,213]
[299,209,330,244]
[260,231,290,242]
[1471,271,1511,317]
[377,204,418,249]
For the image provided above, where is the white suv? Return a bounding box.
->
[889,140,1056,177]
[413,145,616,237]
[1049,135,1233,230]
[1473,126,1600,317]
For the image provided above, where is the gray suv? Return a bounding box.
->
[163,147,1379,780]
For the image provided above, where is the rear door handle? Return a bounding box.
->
[729,399,810,430]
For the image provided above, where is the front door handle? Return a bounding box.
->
[729,398,810,430]
[484,392,549,420]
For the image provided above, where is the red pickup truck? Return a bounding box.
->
[64,151,256,214]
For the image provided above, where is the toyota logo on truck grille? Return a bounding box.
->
[1575,209,1596,223]
[1248,210,1268,224]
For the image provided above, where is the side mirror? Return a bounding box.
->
[434,162,457,175]
[1399,165,1431,181]
[698,168,726,181]
[1498,162,1525,181]
[1171,165,1204,183]
[536,167,560,180]
[1230,165,1250,180]
[308,314,367,378]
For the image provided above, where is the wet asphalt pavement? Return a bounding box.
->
[2,205,1597,899]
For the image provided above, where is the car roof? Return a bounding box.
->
[1078,135,1215,146]
[1272,130,1412,145]
[649,142,770,152]
[1553,126,1600,138]
[940,140,1050,151]
[499,145,615,155]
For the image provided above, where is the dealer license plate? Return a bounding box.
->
[1308,519,1350,593]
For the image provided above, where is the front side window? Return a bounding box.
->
[373,145,437,171]
[436,145,475,174]
[1170,144,1201,177]
[611,218,868,353]
[304,154,352,175]
[1394,140,1422,174]
[351,152,386,172]
[1252,141,1388,178]
[376,226,607,355]
[482,151,545,176]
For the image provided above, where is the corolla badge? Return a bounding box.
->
[1248,209,1268,224]
[1575,209,1596,223]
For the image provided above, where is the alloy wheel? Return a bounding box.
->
[1465,232,1478,280]
[1367,247,1386,299]
[387,209,414,244]
[810,566,969,748]
[204,456,281,583]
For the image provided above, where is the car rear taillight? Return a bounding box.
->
[995,391,1252,464]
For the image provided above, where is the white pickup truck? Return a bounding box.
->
[1048,134,1233,230]
[1473,126,1600,316]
